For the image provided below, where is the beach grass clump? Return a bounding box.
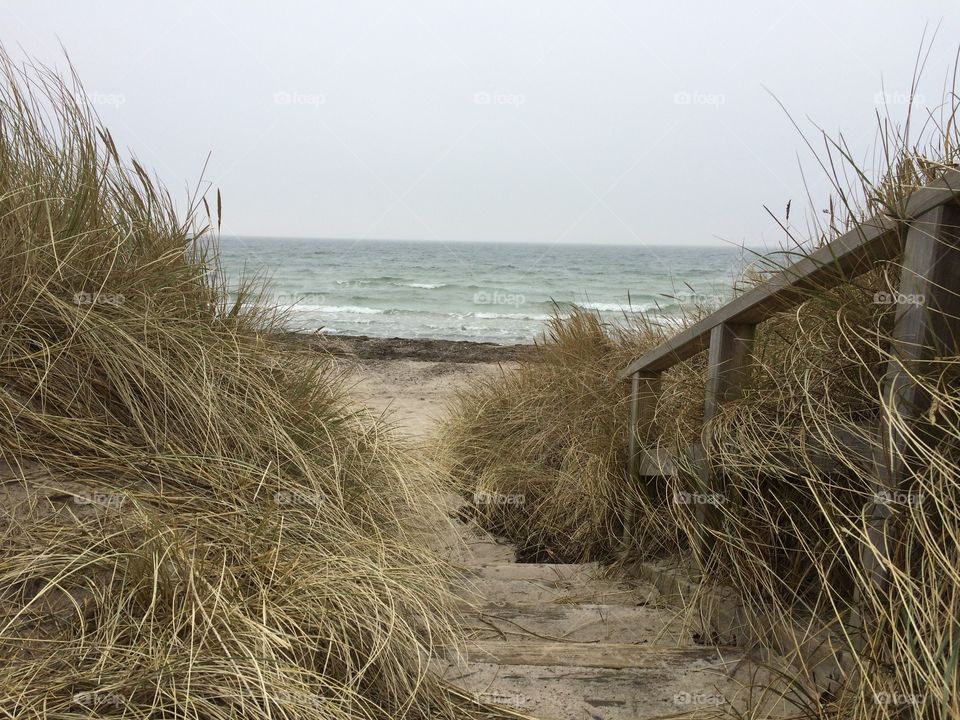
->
[690,169,960,715]
[0,51,490,719]
[441,306,695,563]
[443,57,960,718]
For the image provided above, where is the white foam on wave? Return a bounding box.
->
[577,300,664,313]
[470,311,554,321]
[403,282,447,289]
[576,301,627,312]
[299,305,383,315]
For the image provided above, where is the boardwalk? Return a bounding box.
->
[350,359,788,720]
[435,506,769,719]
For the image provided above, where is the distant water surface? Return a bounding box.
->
[218,237,750,344]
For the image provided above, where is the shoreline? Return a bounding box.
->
[273,331,538,364]
[271,332,526,440]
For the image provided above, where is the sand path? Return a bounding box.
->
[346,358,781,720]
[344,359,510,442]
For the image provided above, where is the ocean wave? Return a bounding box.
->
[290,304,429,317]
[576,301,628,312]
[575,300,666,313]
[469,311,555,321]
[299,304,384,315]
[401,282,447,289]
[335,276,406,285]
[291,305,558,321]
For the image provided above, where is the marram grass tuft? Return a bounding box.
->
[0,51,513,720]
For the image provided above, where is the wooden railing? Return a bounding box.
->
[618,170,960,578]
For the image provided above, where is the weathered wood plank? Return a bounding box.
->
[630,426,880,480]
[627,373,640,483]
[864,201,960,591]
[458,640,732,669]
[618,168,960,380]
[687,322,757,560]
[884,201,960,416]
[618,217,896,377]
[626,372,661,480]
[703,322,756,423]
[638,446,675,477]
[623,372,663,547]
[460,602,687,644]
[899,169,960,220]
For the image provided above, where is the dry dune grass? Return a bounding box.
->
[441,309,673,563]
[442,58,960,718]
[0,52,512,719]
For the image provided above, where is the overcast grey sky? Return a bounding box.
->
[1,1,957,246]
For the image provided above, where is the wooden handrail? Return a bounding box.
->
[617,170,960,380]
[618,169,960,573]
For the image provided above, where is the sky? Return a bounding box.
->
[1,1,958,247]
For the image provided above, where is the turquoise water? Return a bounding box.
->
[219,237,749,344]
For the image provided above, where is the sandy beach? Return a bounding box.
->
[269,333,533,440]
[288,334,530,440]
[344,359,513,440]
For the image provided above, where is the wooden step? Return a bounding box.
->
[456,639,737,669]
[455,576,660,607]
[435,656,747,720]
[459,602,690,644]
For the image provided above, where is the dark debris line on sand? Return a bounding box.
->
[273,332,538,364]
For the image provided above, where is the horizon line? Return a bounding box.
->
[220,234,769,250]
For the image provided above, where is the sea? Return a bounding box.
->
[218,237,752,345]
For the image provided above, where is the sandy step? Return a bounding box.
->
[450,540,517,566]
[458,640,732,669]
[455,575,661,607]
[452,521,517,563]
[459,602,691,644]
[436,651,748,720]
[433,523,517,565]
[464,562,601,582]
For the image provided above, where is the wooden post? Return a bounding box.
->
[691,322,756,565]
[864,201,960,592]
[703,322,757,423]
[622,371,661,549]
[627,372,640,484]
